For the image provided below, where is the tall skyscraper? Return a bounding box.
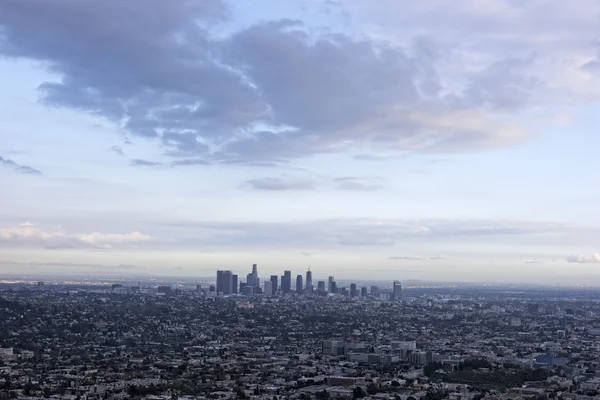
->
[305,268,312,290]
[246,272,254,287]
[270,275,278,294]
[296,274,303,294]
[252,263,259,287]
[350,283,358,297]
[392,280,402,301]
[328,276,336,293]
[282,270,292,294]
[37,281,45,291]
[216,270,234,295]
[361,287,367,297]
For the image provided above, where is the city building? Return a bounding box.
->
[216,270,234,295]
[317,281,325,292]
[264,280,273,296]
[282,270,292,294]
[392,280,402,301]
[328,276,336,293]
[350,283,358,297]
[296,274,303,294]
[270,275,278,295]
[306,268,312,290]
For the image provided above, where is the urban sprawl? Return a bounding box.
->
[1,264,600,400]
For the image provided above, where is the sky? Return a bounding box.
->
[1,0,600,284]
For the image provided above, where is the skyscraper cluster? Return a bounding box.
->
[215,265,403,301]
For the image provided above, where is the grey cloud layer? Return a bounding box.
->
[0,155,42,175]
[0,0,535,164]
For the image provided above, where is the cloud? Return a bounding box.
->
[525,260,541,264]
[109,145,124,156]
[0,155,43,175]
[245,177,315,191]
[131,159,162,167]
[334,177,385,191]
[156,217,566,247]
[0,0,541,165]
[170,159,211,167]
[0,222,153,249]
[567,253,600,264]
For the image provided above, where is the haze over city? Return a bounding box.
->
[1,0,600,284]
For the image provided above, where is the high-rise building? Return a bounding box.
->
[37,281,45,291]
[196,284,202,294]
[270,275,278,294]
[216,270,234,295]
[246,272,254,287]
[361,287,367,297]
[296,274,303,294]
[282,270,292,294]
[232,275,238,294]
[317,281,326,292]
[328,276,336,293]
[306,268,313,290]
[392,280,402,301]
[331,281,337,294]
[350,283,358,297]
[264,280,273,296]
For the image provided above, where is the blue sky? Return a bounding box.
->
[1,0,600,283]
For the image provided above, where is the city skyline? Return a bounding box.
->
[1,1,600,284]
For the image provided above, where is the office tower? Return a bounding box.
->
[392,280,402,301]
[232,275,238,294]
[264,281,273,296]
[282,270,292,294]
[296,274,303,294]
[317,281,325,292]
[242,285,254,296]
[239,282,247,294]
[350,283,358,297]
[216,270,233,295]
[331,281,337,294]
[341,287,348,296]
[370,285,380,297]
[306,268,313,290]
[328,276,335,293]
[246,273,254,288]
[361,287,367,297]
[196,284,202,294]
[37,281,45,291]
[251,263,259,288]
[270,275,278,294]
[209,285,215,292]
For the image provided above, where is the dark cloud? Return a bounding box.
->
[245,177,315,191]
[0,0,530,164]
[130,159,162,167]
[0,155,43,175]
[334,176,384,191]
